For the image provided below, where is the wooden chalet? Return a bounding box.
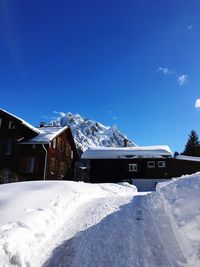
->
[81,146,200,185]
[0,109,78,182]
[0,109,40,175]
[81,146,173,183]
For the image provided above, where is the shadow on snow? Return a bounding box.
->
[42,195,186,267]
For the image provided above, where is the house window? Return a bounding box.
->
[66,143,71,157]
[57,137,64,152]
[147,161,155,168]
[8,121,15,129]
[20,157,35,173]
[128,164,137,172]
[49,158,57,174]
[71,150,73,159]
[5,138,13,155]
[0,139,3,156]
[61,140,64,152]
[158,161,166,168]
[26,157,35,173]
[59,162,66,178]
[52,138,56,149]
[0,118,2,128]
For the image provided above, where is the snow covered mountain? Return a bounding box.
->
[51,112,136,153]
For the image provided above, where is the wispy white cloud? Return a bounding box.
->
[158,66,189,86]
[158,67,175,75]
[112,116,118,120]
[50,116,58,120]
[177,74,188,86]
[53,111,65,117]
[195,99,200,109]
[107,110,118,120]
[41,115,49,120]
[187,25,194,30]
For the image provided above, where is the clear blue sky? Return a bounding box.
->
[0,0,200,153]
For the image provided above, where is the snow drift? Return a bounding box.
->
[0,181,137,267]
[155,172,200,267]
[1,173,200,267]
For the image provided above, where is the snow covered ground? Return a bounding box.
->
[0,173,199,267]
[154,172,200,267]
[0,181,137,266]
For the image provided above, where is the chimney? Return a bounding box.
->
[39,122,46,127]
[124,139,129,147]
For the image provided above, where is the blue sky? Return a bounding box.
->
[0,0,200,152]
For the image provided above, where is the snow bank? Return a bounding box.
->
[156,173,200,267]
[0,181,137,267]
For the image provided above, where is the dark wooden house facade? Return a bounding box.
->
[0,109,39,175]
[81,146,200,183]
[168,156,200,178]
[19,126,78,180]
[0,109,78,182]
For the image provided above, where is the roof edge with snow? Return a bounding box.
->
[20,126,69,144]
[0,108,40,134]
[81,145,173,159]
[175,155,200,162]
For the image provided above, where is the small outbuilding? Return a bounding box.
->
[81,146,173,184]
[82,146,200,187]
[171,155,200,177]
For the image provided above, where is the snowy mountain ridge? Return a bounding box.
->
[50,112,136,153]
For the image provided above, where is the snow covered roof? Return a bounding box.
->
[20,126,69,144]
[0,108,40,134]
[81,145,173,159]
[175,155,200,162]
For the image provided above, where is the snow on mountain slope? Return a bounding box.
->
[51,112,136,152]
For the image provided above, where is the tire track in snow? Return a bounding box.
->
[42,194,187,267]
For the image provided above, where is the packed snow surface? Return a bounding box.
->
[0,181,137,267]
[0,174,200,267]
[50,112,136,152]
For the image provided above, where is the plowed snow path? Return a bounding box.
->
[41,194,187,267]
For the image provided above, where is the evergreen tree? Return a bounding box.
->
[183,130,200,156]
[174,151,179,158]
